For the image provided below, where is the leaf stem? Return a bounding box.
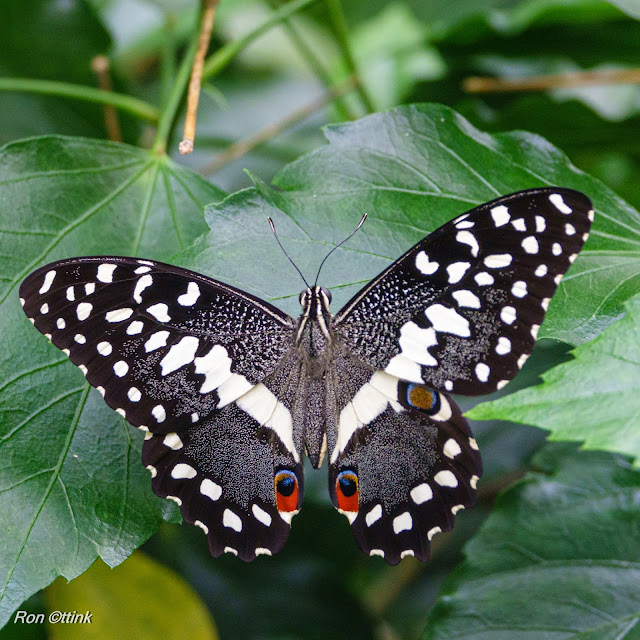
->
[0,77,160,124]
[325,0,375,114]
[201,0,321,80]
[152,29,201,154]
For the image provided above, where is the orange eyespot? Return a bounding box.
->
[335,470,359,513]
[274,470,299,512]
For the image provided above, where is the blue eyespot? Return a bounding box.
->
[406,383,440,415]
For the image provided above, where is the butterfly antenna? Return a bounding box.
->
[268,217,310,289]
[314,213,367,287]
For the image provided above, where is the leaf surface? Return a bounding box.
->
[422,445,640,639]
[0,136,224,626]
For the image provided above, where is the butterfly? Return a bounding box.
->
[19,187,593,564]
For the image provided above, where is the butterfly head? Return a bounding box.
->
[299,286,332,315]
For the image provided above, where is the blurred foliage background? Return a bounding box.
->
[1,1,640,639]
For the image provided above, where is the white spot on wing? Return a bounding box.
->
[127,320,144,335]
[511,218,526,232]
[127,387,141,402]
[76,302,92,321]
[425,304,470,337]
[393,512,413,534]
[160,336,200,376]
[385,354,422,383]
[452,289,481,309]
[491,205,510,227]
[500,306,517,325]
[535,264,547,277]
[565,223,576,236]
[40,303,49,314]
[145,330,170,352]
[56,318,66,330]
[443,438,462,459]
[446,261,470,284]
[535,215,546,232]
[398,322,438,366]
[200,478,221,500]
[106,308,133,323]
[223,509,242,532]
[194,344,233,393]
[410,483,433,504]
[152,404,166,423]
[428,526,441,541]
[522,236,539,254]
[133,274,153,303]
[163,433,182,450]
[252,504,272,527]
[178,282,201,306]
[511,281,527,298]
[484,254,512,269]
[97,263,117,283]
[475,362,490,382]
[434,470,458,487]
[66,286,75,302]
[415,251,439,275]
[456,230,479,257]
[366,504,382,527]
[549,193,572,213]
[195,520,209,534]
[496,337,511,355]
[85,283,95,295]
[147,303,171,322]
[171,463,197,479]
[39,270,56,294]
[474,271,494,286]
[113,360,129,377]
[97,341,112,356]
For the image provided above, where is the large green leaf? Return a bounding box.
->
[422,445,640,639]
[182,103,640,343]
[0,136,224,627]
[46,552,218,640]
[468,291,640,466]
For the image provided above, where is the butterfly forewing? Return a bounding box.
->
[20,257,294,433]
[334,188,593,396]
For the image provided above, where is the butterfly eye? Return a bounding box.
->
[320,287,332,304]
[335,470,359,513]
[274,470,299,512]
[405,384,441,416]
[299,290,309,307]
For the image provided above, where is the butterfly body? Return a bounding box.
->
[19,187,593,564]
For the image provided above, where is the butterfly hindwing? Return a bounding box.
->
[334,188,593,396]
[142,402,303,560]
[19,256,295,433]
[326,342,481,563]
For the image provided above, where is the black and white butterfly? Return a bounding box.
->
[19,188,593,564]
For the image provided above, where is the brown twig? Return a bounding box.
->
[180,0,220,155]
[463,68,640,94]
[200,75,359,175]
[91,55,122,142]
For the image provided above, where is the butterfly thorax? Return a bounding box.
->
[296,286,335,467]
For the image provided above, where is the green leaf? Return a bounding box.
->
[422,445,640,639]
[46,552,218,640]
[467,291,640,467]
[0,136,224,627]
[183,103,640,343]
[0,0,132,144]
[605,0,640,18]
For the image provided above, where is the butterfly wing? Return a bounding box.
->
[333,188,593,396]
[329,188,592,562]
[20,256,303,559]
